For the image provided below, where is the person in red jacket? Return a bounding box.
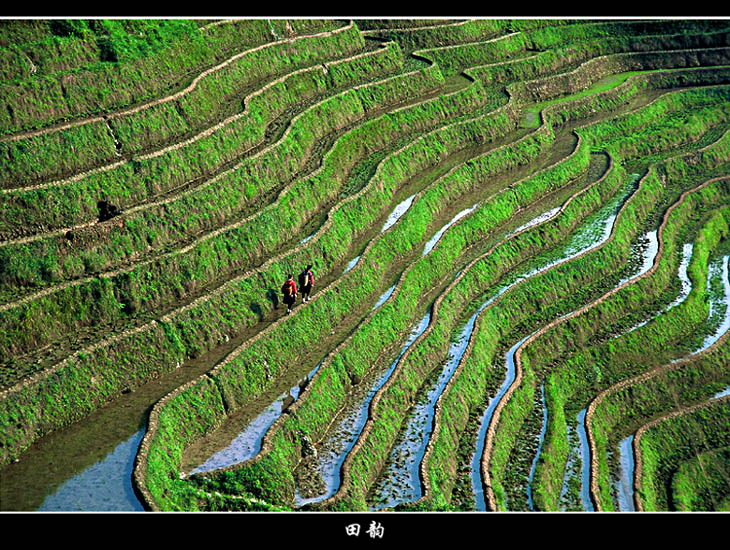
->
[282,274,297,314]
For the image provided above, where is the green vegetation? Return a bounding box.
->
[1,18,728,513]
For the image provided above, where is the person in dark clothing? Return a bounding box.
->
[282,274,297,314]
[298,264,315,303]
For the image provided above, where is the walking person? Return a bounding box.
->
[298,264,315,303]
[282,274,297,314]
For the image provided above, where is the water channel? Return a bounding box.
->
[188,362,323,476]
[295,311,432,508]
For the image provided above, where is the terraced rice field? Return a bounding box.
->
[1,18,729,513]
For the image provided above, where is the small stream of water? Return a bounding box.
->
[382,194,416,234]
[188,362,323,476]
[371,306,487,510]
[507,207,561,238]
[372,285,396,311]
[624,242,694,335]
[422,202,480,257]
[295,311,432,507]
[616,435,636,511]
[713,386,730,399]
[343,193,418,276]
[472,334,531,511]
[575,408,595,511]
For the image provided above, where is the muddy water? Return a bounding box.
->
[295,311,431,507]
[188,362,323,476]
[371,307,488,510]
[0,347,222,511]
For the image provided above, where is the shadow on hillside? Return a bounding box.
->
[266,288,279,311]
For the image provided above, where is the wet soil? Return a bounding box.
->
[291,338,410,502]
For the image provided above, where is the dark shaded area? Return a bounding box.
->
[266,288,279,310]
[98,200,122,222]
[250,302,263,321]
[48,20,87,38]
[97,37,118,63]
